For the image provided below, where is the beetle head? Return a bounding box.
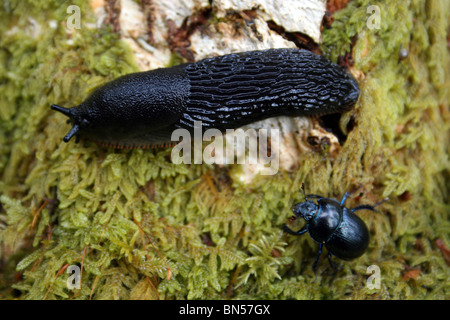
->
[292,200,317,221]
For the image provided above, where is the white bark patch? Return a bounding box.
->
[213,0,326,43]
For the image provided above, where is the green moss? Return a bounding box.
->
[0,0,449,299]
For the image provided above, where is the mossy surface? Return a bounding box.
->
[0,0,448,299]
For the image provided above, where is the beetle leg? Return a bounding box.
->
[283,224,308,236]
[352,204,377,212]
[300,183,324,201]
[312,243,324,275]
[305,194,323,201]
[374,197,390,207]
[327,252,338,273]
[351,198,389,214]
[340,191,352,206]
[351,204,379,213]
[306,194,322,199]
[340,184,366,205]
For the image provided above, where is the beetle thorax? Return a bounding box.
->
[307,199,342,243]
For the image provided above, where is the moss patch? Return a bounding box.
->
[0,0,449,299]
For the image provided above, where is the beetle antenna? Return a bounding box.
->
[301,182,307,200]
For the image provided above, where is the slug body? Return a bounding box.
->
[51,48,360,148]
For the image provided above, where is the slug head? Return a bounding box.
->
[51,67,190,146]
[51,101,142,144]
[51,104,87,143]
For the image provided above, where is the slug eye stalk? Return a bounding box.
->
[51,104,80,142]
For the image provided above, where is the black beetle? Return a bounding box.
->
[283,185,387,274]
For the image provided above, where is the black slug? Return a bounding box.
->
[51,48,360,148]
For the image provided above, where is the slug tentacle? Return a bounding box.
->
[51,48,359,149]
[51,104,81,142]
[51,104,73,118]
[63,124,80,143]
